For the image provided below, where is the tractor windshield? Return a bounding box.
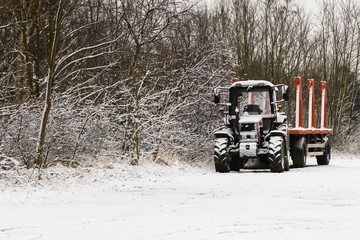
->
[237,90,271,116]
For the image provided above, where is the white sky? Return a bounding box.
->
[296,0,319,13]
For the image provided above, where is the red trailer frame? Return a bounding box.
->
[288,77,333,158]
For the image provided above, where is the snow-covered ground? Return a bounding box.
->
[1,154,360,240]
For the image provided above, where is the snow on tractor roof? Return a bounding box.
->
[230,80,275,88]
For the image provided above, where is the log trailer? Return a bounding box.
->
[213,76,333,173]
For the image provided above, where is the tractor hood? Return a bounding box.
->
[239,114,263,125]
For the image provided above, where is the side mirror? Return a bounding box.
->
[282,85,289,101]
[214,89,220,104]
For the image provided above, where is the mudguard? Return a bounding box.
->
[265,130,287,141]
[214,127,235,141]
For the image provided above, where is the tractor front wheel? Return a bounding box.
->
[214,138,231,173]
[268,136,285,173]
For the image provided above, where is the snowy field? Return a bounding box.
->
[1,154,360,240]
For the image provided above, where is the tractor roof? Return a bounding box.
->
[230,80,275,88]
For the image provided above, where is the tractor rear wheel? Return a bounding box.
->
[284,149,290,171]
[268,136,285,173]
[214,138,230,173]
[275,124,289,171]
[316,138,330,165]
[292,136,307,168]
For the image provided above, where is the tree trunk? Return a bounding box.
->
[35,0,64,168]
[35,78,52,167]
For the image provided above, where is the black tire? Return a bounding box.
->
[230,158,241,171]
[268,136,285,173]
[276,124,290,171]
[214,138,230,173]
[284,149,290,171]
[316,138,330,165]
[230,152,242,171]
[292,136,307,168]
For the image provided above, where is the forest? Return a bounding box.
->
[0,0,359,169]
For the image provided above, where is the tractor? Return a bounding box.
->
[213,77,332,173]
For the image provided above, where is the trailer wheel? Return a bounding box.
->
[214,138,230,173]
[292,136,307,168]
[268,136,285,173]
[316,138,330,165]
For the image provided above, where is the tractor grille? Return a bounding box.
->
[239,123,258,143]
[240,123,255,131]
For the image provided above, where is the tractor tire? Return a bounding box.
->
[230,156,242,172]
[214,138,230,173]
[316,138,331,165]
[284,149,290,171]
[275,124,290,171]
[229,151,242,171]
[268,136,285,173]
[292,136,307,168]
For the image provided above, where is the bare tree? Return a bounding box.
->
[316,0,360,135]
[35,0,123,168]
[35,0,66,168]
[118,0,194,164]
